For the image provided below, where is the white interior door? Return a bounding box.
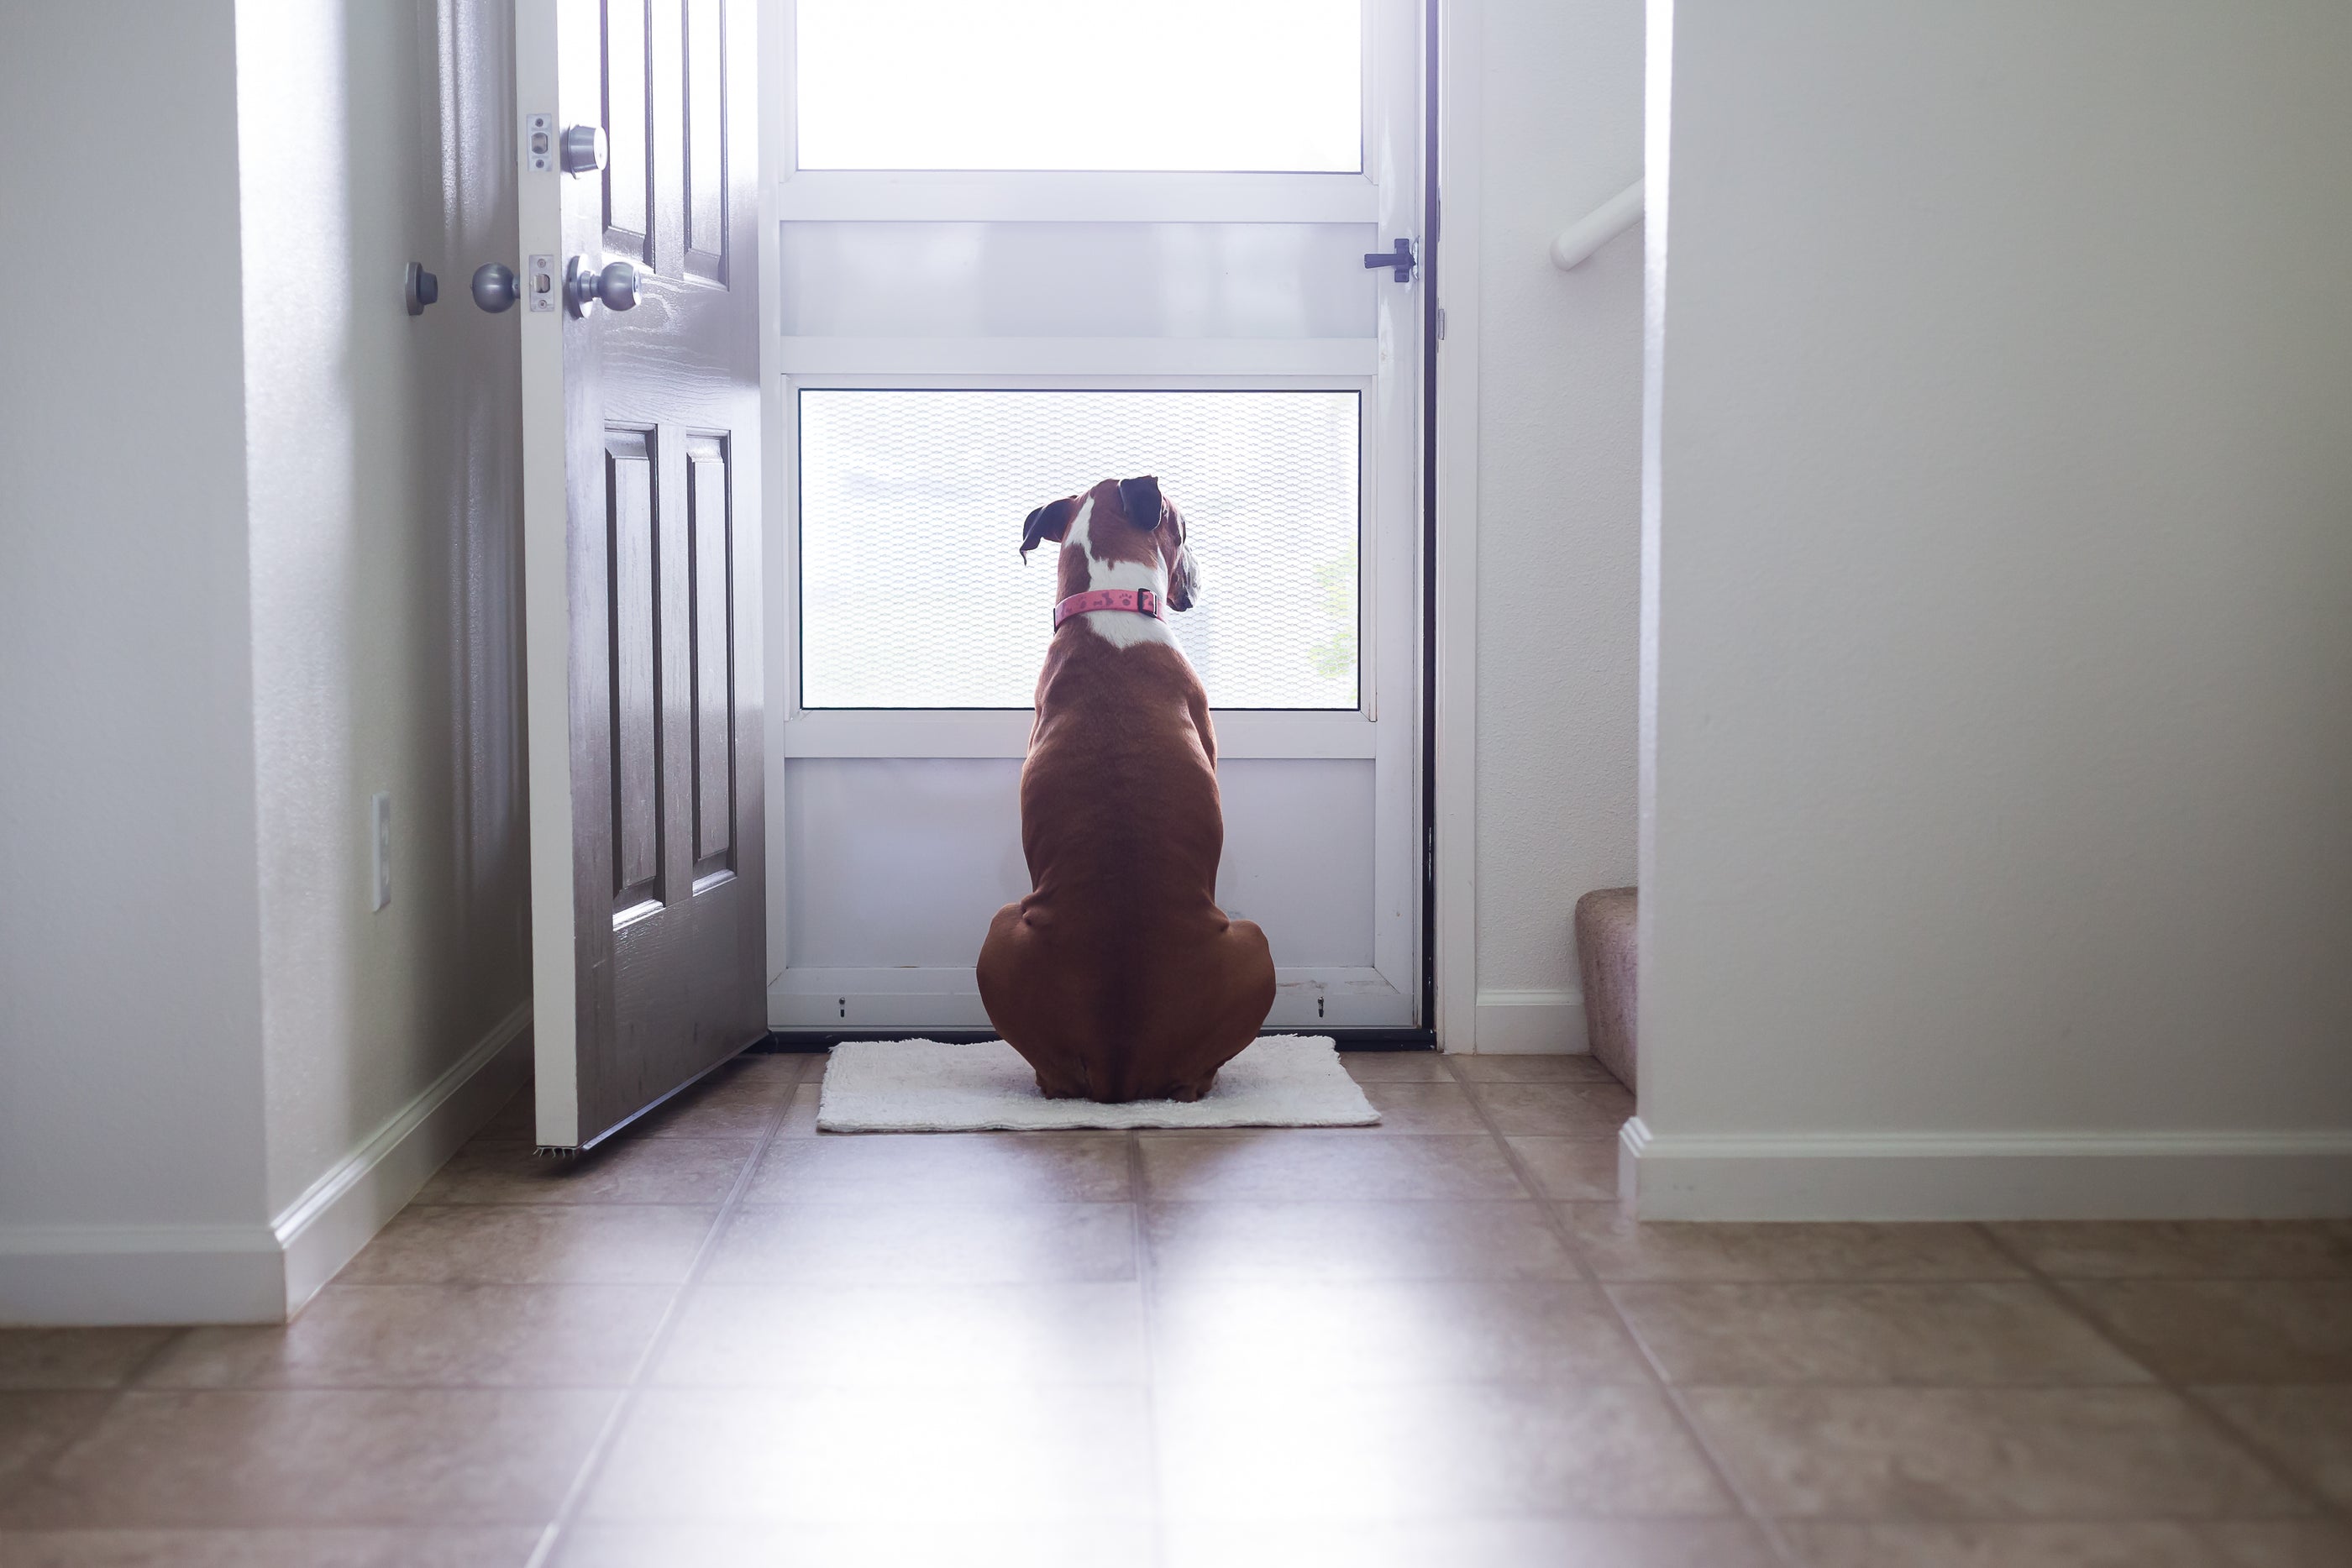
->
[517,0,768,1150]
[759,0,1424,1031]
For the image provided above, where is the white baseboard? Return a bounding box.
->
[1467,989,1588,1054]
[275,1002,533,1314]
[0,1004,531,1327]
[0,1225,286,1326]
[1620,1116,2352,1220]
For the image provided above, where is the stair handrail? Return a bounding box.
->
[1551,178,1646,271]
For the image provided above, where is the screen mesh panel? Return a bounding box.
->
[799,390,1360,710]
[795,0,1362,173]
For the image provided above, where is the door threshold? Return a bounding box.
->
[754,1027,1436,1053]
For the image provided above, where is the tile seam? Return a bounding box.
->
[1439,1056,1808,1568]
[1970,1221,2349,1524]
[523,1059,810,1566]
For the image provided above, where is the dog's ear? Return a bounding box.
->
[1117,475,1163,534]
[1167,501,1199,611]
[1019,497,1077,560]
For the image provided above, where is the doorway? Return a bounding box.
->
[759,0,1429,1035]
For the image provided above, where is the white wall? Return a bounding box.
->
[0,1,277,1313]
[0,0,532,1322]
[1451,0,1646,1051]
[1635,0,2352,1217]
[237,0,530,1231]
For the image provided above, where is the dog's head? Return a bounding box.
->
[1020,475,1200,612]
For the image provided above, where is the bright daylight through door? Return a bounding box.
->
[795,0,1362,172]
[771,0,1423,1033]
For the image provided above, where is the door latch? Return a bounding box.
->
[1362,237,1416,282]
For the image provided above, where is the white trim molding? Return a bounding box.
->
[1431,0,1483,1054]
[515,0,580,1150]
[783,709,1380,761]
[771,170,1381,226]
[1620,1116,2352,1221]
[777,338,1380,380]
[274,1003,533,1313]
[0,1005,531,1327]
[1471,989,1588,1054]
[0,1225,285,1328]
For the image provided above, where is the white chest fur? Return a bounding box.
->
[1063,496,1180,653]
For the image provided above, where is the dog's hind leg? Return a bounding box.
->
[979,902,1097,1098]
[1151,918,1278,1101]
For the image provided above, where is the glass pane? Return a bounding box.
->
[795,0,1362,173]
[800,391,1359,710]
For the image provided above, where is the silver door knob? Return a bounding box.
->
[561,124,608,174]
[566,256,640,316]
[470,262,519,312]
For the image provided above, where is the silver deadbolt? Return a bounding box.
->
[470,262,518,312]
[561,124,608,175]
[566,256,641,317]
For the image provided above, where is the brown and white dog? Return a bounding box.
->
[976,475,1277,1102]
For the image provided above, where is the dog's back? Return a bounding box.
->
[976,478,1276,1101]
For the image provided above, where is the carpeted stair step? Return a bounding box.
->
[1574,886,1637,1092]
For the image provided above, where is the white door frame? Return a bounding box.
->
[1431,0,1478,1051]
[515,0,579,1116]
[753,0,1441,1037]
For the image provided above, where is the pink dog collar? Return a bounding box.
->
[1053,587,1162,629]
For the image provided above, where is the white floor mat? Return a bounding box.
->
[816,1035,1382,1132]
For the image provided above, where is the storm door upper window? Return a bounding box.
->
[795,0,1362,172]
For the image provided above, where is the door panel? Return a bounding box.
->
[774,755,1382,1027]
[686,433,735,876]
[682,0,728,281]
[783,758,1025,969]
[647,0,688,270]
[522,0,764,1149]
[601,0,653,262]
[1211,760,1378,966]
[605,427,662,913]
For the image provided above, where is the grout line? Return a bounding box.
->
[522,1054,811,1568]
[1968,1221,2351,1524]
[1129,1130,1172,1568]
[113,1325,195,1390]
[34,1325,205,1486]
[15,1072,628,1512]
[1442,1057,1812,1568]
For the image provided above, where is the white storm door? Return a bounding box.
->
[759,0,1424,1030]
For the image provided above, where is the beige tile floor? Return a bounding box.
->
[2,1050,2349,1566]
